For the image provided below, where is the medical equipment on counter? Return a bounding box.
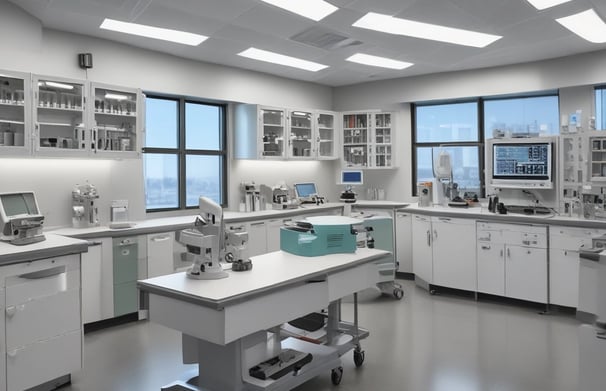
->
[72,182,100,228]
[109,199,134,229]
[223,225,253,271]
[0,191,45,245]
[432,150,454,205]
[179,197,228,280]
[280,216,360,257]
[417,182,433,207]
[241,181,263,212]
[271,183,299,210]
[339,186,357,203]
[293,182,325,204]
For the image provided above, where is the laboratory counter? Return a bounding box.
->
[0,233,88,266]
[50,203,345,239]
[406,203,606,229]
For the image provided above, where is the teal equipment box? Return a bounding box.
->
[280,216,361,257]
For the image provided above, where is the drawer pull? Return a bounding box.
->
[18,265,66,280]
[481,245,491,250]
[5,305,16,317]
[151,235,171,242]
[7,350,17,358]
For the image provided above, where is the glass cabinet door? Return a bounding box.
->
[0,71,29,153]
[289,110,312,158]
[343,113,369,167]
[91,84,138,155]
[260,107,285,158]
[33,76,86,153]
[317,112,336,159]
[373,113,393,167]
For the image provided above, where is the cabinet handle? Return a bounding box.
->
[92,127,98,152]
[18,265,66,279]
[251,222,264,227]
[481,245,491,250]
[565,250,568,256]
[427,230,431,246]
[500,249,504,257]
[439,217,451,221]
[151,235,171,242]
[5,305,16,318]
[7,350,17,358]
[507,248,510,258]
[433,229,438,240]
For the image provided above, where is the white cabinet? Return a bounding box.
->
[81,241,103,324]
[395,211,412,273]
[411,214,433,284]
[431,217,476,291]
[342,112,394,168]
[246,221,267,257]
[0,70,31,156]
[33,74,87,156]
[477,222,548,303]
[147,232,174,278]
[90,82,141,158]
[234,104,339,160]
[266,217,294,252]
[1,254,82,391]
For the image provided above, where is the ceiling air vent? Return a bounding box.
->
[290,26,362,50]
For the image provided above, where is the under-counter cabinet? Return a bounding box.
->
[477,222,548,303]
[1,254,82,391]
[245,221,268,257]
[395,211,412,273]
[0,70,31,155]
[431,217,476,291]
[146,232,174,278]
[411,215,433,285]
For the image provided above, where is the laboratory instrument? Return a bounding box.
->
[223,225,253,271]
[432,149,458,205]
[417,182,433,207]
[280,216,360,257]
[0,191,46,245]
[293,182,325,204]
[179,197,228,280]
[339,170,363,203]
[72,182,100,228]
[241,181,263,212]
[339,186,357,203]
[271,183,299,210]
[109,199,133,229]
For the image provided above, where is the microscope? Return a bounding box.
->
[178,197,252,279]
[432,150,464,206]
[72,182,100,228]
[271,183,299,210]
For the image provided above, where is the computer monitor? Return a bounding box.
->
[0,191,45,244]
[293,183,318,201]
[340,170,363,185]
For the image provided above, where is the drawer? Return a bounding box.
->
[0,254,79,289]
[550,226,604,250]
[476,229,503,243]
[327,262,379,301]
[5,262,80,306]
[6,329,81,391]
[5,288,80,350]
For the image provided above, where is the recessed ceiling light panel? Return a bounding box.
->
[100,18,208,46]
[556,9,606,43]
[526,0,572,11]
[346,53,413,70]
[260,0,338,22]
[238,48,329,72]
[352,12,502,48]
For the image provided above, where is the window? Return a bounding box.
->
[412,93,559,196]
[143,96,227,211]
[413,101,482,197]
[596,86,606,130]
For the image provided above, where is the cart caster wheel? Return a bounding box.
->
[331,366,343,385]
[429,289,436,295]
[393,288,404,300]
[353,349,365,367]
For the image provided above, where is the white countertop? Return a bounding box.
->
[138,247,389,309]
[0,233,88,265]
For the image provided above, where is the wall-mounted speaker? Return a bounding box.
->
[78,53,93,69]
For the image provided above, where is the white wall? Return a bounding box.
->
[333,52,606,203]
[0,0,335,227]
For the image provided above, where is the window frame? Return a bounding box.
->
[143,94,228,212]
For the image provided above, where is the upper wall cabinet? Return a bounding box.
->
[0,70,31,155]
[234,104,339,160]
[89,82,141,158]
[342,111,395,169]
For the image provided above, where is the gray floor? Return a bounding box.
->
[63,280,582,391]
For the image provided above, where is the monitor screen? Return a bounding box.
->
[0,192,39,217]
[294,183,317,198]
[492,143,551,180]
[341,170,363,185]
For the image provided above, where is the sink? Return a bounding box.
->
[505,205,552,215]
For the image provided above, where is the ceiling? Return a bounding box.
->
[10,0,606,87]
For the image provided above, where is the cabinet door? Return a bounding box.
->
[316,111,337,159]
[0,70,30,156]
[432,217,476,291]
[411,215,433,283]
[549,248,579,307]
[147,232,174,278]
[342,113,369,167]
[259,107,286,158]
[371,113,393,168]
[266,218,293,252]
[477,242,505,296]
[81,242,103,324]
[246,221,267,257]
[505,246,547,303]
[395,212,412,273]
[288,110,313,159]
[33,75,88,156]
[90,82,140,158]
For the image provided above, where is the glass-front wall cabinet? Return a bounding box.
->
[33,76,85,153]
[91,83,138,156]
[343,113,369,167]
[288,110,313,158]
[0,71,29,153]
[373,113,392,167]
[317,112,336,159]
[260,107,285,158]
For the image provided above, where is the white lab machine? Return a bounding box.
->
[71,182,100,228]
[432,149,453,206]
[0,191,45,245]
[293,182,325,204]
[109,199,133,229]
[339,170,363,203]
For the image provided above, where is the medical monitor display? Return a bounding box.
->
[489,141,553,189]
[0,192,39,217]
[341,170,363,185]
[294,183,318,198]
